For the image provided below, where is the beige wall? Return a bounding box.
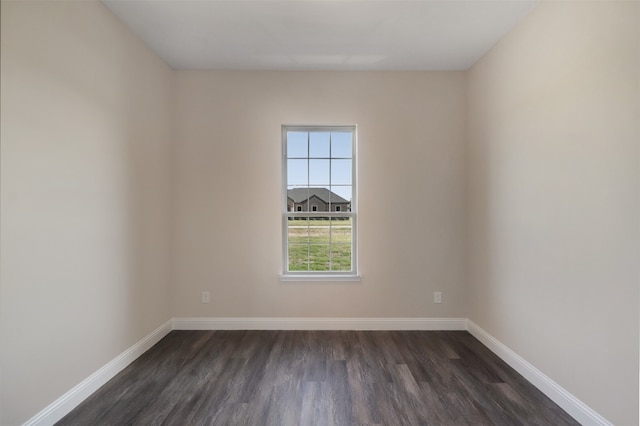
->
[172,71,467,318]
[3,0,639,424]
[0,1,174,424]
[467,1,639,424]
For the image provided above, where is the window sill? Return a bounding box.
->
[279,274,362,282]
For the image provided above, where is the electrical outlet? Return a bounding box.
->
[201,291,210,304]
[434,291,442,304]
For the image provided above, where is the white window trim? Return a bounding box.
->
[280,274,361,282]
[281,125,359,281]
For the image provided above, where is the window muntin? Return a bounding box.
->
[283,125,356,276]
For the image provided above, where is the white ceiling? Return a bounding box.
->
[101,0,538,71]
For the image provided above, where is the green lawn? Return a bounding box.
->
[287,218,352,271]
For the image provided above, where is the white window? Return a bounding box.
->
[282,125,358,279]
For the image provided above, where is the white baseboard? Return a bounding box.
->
[24,317,609,426]
[467,320,612,426]
[23,320,173,426]
[171,317,468,331]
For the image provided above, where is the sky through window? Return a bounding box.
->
[286,130,352,201]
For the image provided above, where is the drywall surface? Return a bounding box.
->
[467,1,639,424]
[172,71,467,319]
[0,1,173,424]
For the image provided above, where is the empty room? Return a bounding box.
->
[1,0,638,425]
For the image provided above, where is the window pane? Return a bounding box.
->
[331,159,352,185]
[309,217,330,245]
[306,218,331,271]
[309,159,329,185]
[288,245,309,271]
[308,245,331,271]
[330,186,351,205]
[287,131,308,158]
[287,159,307,185]
[330,217,352,245]
[286,187,295,212]
[331,132,352,158]
[331,244,351,271]
[309,132,330,157]
[288,217,308,244]
[287,187,309,212]
[330,217,352,272]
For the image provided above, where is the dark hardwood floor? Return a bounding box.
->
[57,330,578,425]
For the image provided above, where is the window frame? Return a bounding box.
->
[281,124,359,281]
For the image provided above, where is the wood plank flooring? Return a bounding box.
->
[57,330,578,425]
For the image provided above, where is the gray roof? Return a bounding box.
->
[287,188,349,204]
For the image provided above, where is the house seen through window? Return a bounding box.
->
[283,125,357,276]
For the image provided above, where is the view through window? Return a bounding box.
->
[283,126,357,275]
